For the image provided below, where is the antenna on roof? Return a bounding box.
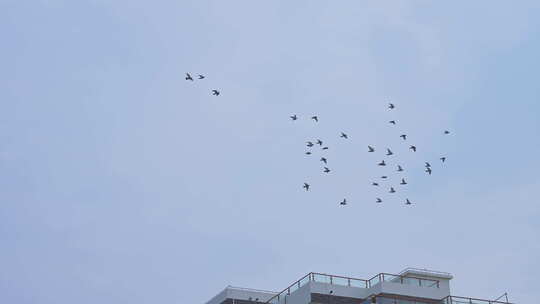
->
[494,292,509,303]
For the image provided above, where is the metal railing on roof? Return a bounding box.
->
[441,295,514,304]
[226,285,278,294]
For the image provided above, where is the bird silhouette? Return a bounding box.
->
[320,157,327,164]
[405,199,412,205]
[386,148,393,156]
[389,103,395,109]
[303,183,310,191]
[389,120,396,125]
[381,176,388,179]
[425,162,431,168]
[316,139,323,146]
[198,74,205,79]
[323,167,331,173]
[340,132,348,139]
[311,116,318,122]
[397,165,404,172]
[306,141,314,147]
[378,160,386,166]
[400,178,407,185]
[322,146,329,150]
[376,198,383,203]
[410,145,417,152]
[444,130,450,134]
[305,152,312,155]
[340,199,347,206]
[389,187,396,193]
[290,114,298,121]
[400,134,407,140]
[212,90,220,96]
[372,182,379,186]
[425,167,432,175]
[440,157,446,163]
[368,146,375,152]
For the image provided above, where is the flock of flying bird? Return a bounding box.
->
[185,72,220,96]
[292,103,451,206]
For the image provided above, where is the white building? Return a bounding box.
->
[205,268,512,304]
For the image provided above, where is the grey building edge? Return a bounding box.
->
[205,268,514,304]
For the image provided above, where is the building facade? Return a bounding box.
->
[205,268,512,304]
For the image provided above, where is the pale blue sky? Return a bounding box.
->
[1,1,540,303]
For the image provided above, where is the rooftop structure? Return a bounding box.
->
[205,268,513,304]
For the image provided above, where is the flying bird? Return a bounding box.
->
[305,152,312,155]
[212,90,220,96]
[444,130,450,134]
[386,148,393,156]
[368,146,375,152]
[372,182,379,186]
[322,146,329,150]
[400,134,407,140]
[405,199,412,205]
[389,187,396,193]
[425,162,431,168]
[306,141,314,147]
[323,167,331,173]
[409,145,417,152]
[311,116,318,122]
[320,157,327,164]
[389,120,396,125]
[185,73,193,81]
[339,199,347,206]
[440,157,446,162]
[400,178,407,185]
[198,74,205,79]
[378,160,386,166]
[340,132,348,139]
[397,165,404,172]
[388,103,395,109]
[381,176,388,179]
[316,139,323,146]
[425,167,432,175]
[376,198,383,203]
[303,183,310,191]
[290,114,298,121]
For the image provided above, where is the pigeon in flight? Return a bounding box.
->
[322,146,329,150]
[372,182,379,186]
[381,176,388,179]
[388,103,395,109]
[378,160,386,166]
[198,74,205,79]
[400,178,407,185]
[400,134,407,140]
[386,148,393,156]
[303,183,310,191]
[339,199,347,206]
[305,152,312,155]
[290,114,298,121]
[444,130,450,134]
[323,167,331,173]
[212,90,220,96]
[306,141,314,147]
[316,139,323,146]
[376,198,383,203]
[425,167,432,175]
[397,165,404,172]
[389,120,396,125]
[185,73,194,81]
[389,187,396,193]
[368,146,375,152]
[320,157,327,164]
[311,116,318,122]
[440,157,446,162]
[405,199,412,205]
[425,162,431,168]
[340,132,348,139]
[409,145,417,152]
